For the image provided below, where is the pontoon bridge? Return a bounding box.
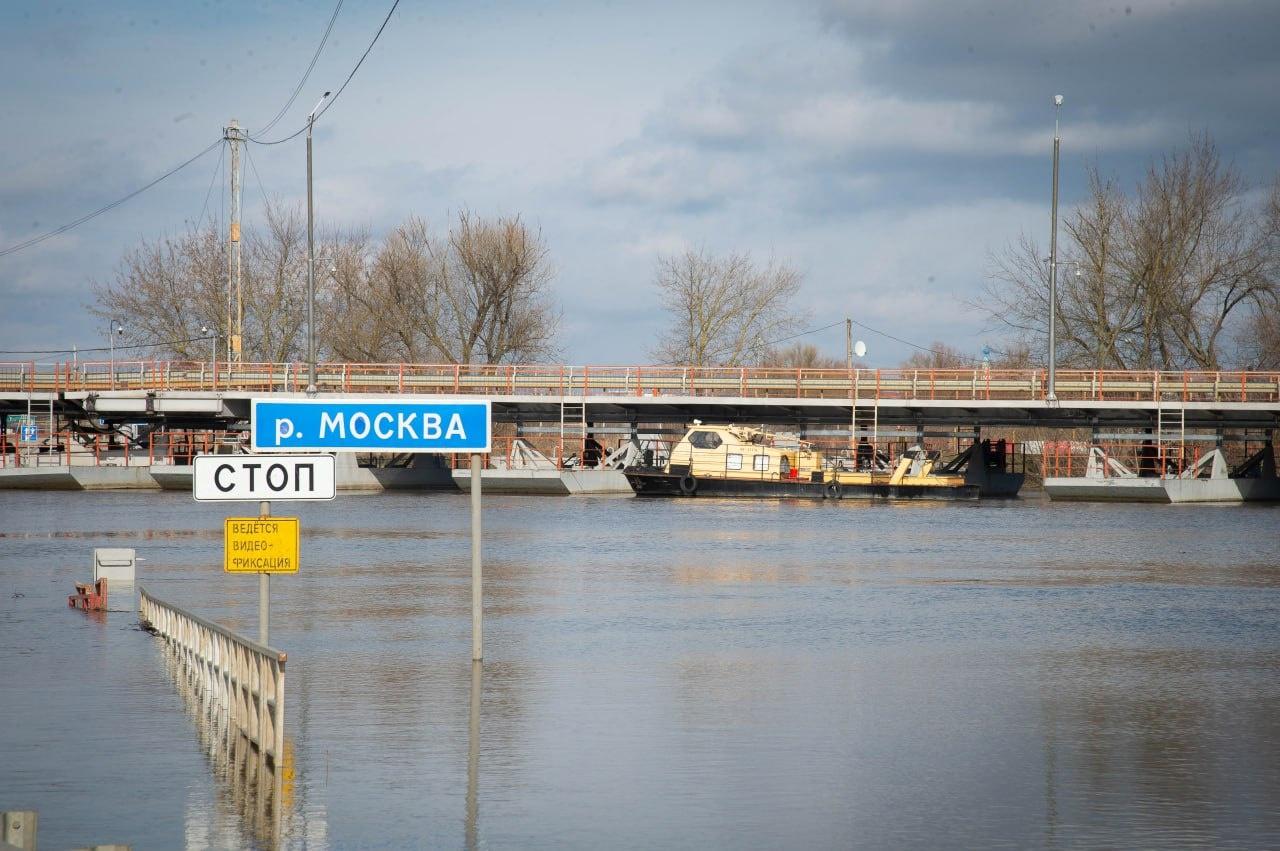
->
[2,360,1277,494]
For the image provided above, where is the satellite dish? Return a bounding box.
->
[854,340,867,359]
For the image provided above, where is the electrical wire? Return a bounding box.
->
[757,320,844,349]
[0,335,217,356]
[251,0,402,146]
[659,315,1003,368]
[0,139,223,258]
[193,140,227,230]
[656,320,845,367]
[847,317,1000,365]
[251,0,345,140]
[244,144,271,207]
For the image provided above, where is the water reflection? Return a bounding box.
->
[4,492,1279,848]
[466,660,481,851]
[1035,647,1280,847]
[162,643,292,849]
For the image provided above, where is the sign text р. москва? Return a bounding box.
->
[251,399,491,453]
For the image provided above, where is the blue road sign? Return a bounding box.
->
[20,425,38,442]
[251,399,491,453]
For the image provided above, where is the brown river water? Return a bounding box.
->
[1,491,1278,849]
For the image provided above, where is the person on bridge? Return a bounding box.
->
[1138,438,1158,478]
[857,437,873,471]
[582,434,604,468]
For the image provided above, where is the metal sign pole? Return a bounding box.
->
[260,499,270,645]
[471,452,483,661]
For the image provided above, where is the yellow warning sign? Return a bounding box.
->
[224,517,299,573]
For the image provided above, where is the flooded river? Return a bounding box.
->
[2,491,1279,849]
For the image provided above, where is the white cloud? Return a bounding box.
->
[589,145,750,209]
[622,232,693,258]
[5,0,1278,365]
[780,93,1173,156]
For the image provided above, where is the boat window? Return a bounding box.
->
[726,453,743,470]
[753,454,770,471]
[688,431,723,450]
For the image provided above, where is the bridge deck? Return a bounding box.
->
[1,361,1277,429]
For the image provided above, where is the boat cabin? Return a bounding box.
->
[665,424,825,483]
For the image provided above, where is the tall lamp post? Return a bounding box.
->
[107,318,125,390]
[1047,94,1064,402]
[306,90,331,397]
[201,325,218,390]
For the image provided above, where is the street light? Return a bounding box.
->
[200,325,218,390]
[107,318,125,390]
[1047,94,1064,402]
[306,90,331,397]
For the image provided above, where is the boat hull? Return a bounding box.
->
[1044,476,1280,503]
[624,470,980,500]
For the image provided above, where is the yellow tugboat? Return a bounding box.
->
[624,423,1023,500]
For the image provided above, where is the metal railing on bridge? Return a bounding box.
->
[3,359,1279,404]
[0,429,241,469]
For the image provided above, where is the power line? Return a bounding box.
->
[251,0,402,146]
[0,139,223,258]
[657,320,845,367]
[193,140,227,230]
[847,317,997,365]
[0,335,217,356]
[758,320,844,349]
[244,144,271,207]
[251,0,345,140]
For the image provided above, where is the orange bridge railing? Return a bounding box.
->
[1,360,1278,404]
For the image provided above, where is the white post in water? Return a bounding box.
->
[470,453,483,661]
[259,499,270,645]
[466,658,482,847]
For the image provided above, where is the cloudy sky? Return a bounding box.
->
[2,0,1278,366]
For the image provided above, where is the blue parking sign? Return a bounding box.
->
[251,399,491,453]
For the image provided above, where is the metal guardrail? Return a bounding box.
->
[0,429,241,469]
[3,360,1279,404]
[139,584,285,764]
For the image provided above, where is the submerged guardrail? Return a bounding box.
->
[139,584,285,765]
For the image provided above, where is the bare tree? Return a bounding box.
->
[990,340,1036,369]
[92,202,313,362]
[325,212,560,364]
[324,219,440,362]
[984,135,1277,370]
[243,203,308,363]
[900,342,974,369]
[651,248,804,367]
[95,207,562,365]
[437,211,560,363]
[320,227,393,362]
[757,341,845,368]
[90,226,226,359]
[1237,306,1280,369]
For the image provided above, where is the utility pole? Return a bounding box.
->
[846,318,853,372]
[847,318,855,453]
[224,120,247,363]
[1047,95,1063,402]
[305,92,329,396]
